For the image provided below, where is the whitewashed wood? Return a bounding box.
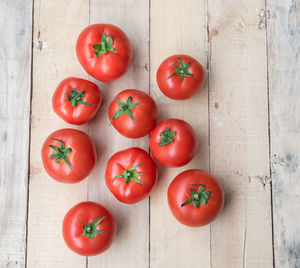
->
[267,1,300,267]
[87,1,150,267]
[150,1,210,267]
[0,0,32,267]
[13,0,300,266]
[208,0,273,267]
[27,1,89,267]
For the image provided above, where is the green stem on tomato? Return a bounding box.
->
[181,184,210,208]
[112,163,146,187]
[93,32,115,57]
[48,138,72,169]
[110,96,140,125]
[158,127,176,146]
[166,58,193,81]
[82,217,105,239]
[66,88,90,107]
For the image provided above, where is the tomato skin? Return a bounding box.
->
[108,89,157,138]
[76,24,132,82]
[62,202,117,256]
[156,55,206,100]
[168,169,224,227]
[41,129,97,183]
[149,119,198,167]
[105,147,158,204]
[52,77,102,125]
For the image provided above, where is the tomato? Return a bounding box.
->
[41,129,97,183]
[156,55,206,100]
[168,169,224,227]
[105,147,158,204]
[52,77,102,125]
[76,24,132,82]
[108,89,157,138]
[62,202,116,256]
[149,119,198,167]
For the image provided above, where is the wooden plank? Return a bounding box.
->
[149,1,210,267]
[0,0,32,266]
[27,1,89,267]
[267,1,300,267]
[87,1,150,267]
[208,0,273,267]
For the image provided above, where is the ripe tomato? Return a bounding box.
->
[108,89,157,138]
[168,169,224,227]
[149,119,198,167]
[62,202,117,256]
[41,128,97,183]
[76,24,132,82]
[52,77,102,125]
[105,147,158,204]
[156,55,206,100]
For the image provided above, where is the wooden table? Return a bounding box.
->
[1,0,299,267]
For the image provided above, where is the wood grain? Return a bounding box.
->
[267,0,300,267]
[149,0,210,267]
[87,1,150,267]
[0,0,32,267]
[2,0,299,266]
[27,0,89,267]
[208,0,273,267]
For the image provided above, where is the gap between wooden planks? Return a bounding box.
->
[1,0,299,267]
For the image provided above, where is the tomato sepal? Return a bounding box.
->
[112,163,146,187]
[158,127,176,146]
[81,217,105,239]
[93,32,115,57]
[66,88,90,107]
[181,184,210,208]
[166,58,193,81]
[48,138,72,169]
[110,96,140,125]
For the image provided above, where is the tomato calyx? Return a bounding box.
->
[112,163,146,187]
[158,127,176,146]
[181,184,210,208]
[93,32,115,57]
[48,138,72,169]
[82,217,105,239]
[167,58,193,81]
[110,96,140,125]
[66,88,90,107]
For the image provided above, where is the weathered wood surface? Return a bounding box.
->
[267,1,300,267]
[1,0,300,267]
[208,0,273,267]
[0,0,32,267]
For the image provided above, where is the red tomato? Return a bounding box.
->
[149,119,198,167]
[108,89,157,138]
[52,77,102,125]
[168,169,224,227]
[76,24,132,82]
[41,129,97,183]
[62,202,117,256]
[105,147,158,204]
[157,55,206,100]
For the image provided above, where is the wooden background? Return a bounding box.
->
[0,0,299,267]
